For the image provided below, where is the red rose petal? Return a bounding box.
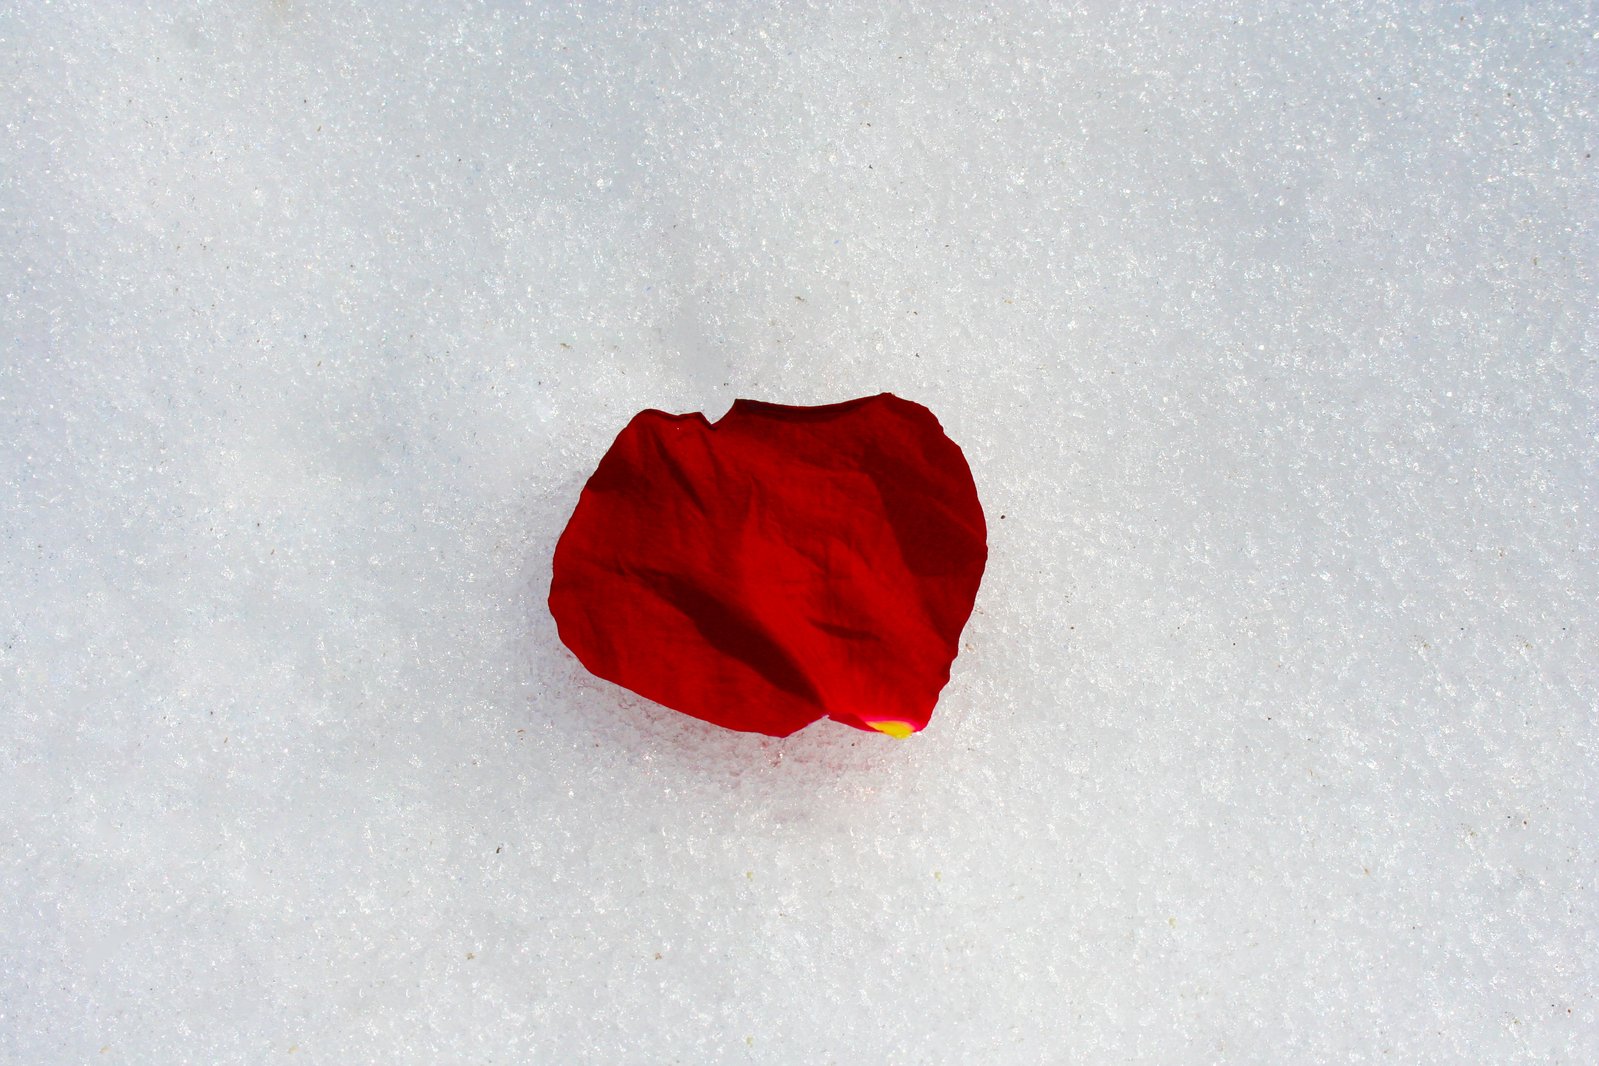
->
[548,393,987,738]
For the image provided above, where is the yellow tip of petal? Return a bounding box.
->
[868,720,915,739]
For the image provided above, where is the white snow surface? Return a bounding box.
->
[3,3,1596,1063]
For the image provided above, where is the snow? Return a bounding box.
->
[3,2,1595,1063]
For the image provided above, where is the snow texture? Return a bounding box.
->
[2,2,1595,1063]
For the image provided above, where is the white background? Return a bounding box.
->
[3,3,1595,1063]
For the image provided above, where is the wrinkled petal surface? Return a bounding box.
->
[549,393,987,737]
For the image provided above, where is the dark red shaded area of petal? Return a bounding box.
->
[548,393,987,737]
